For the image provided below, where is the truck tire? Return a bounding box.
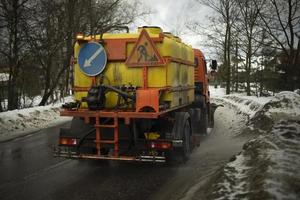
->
[182,119,192,160]
[168,113,192,164]
[209,106,215,128]
[199,107,208,134]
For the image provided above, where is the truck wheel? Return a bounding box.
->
[207,103,214,128]
[182,119,192,160]
[199,107,208,134]
[168,116,192,164]
[209,109,215,128]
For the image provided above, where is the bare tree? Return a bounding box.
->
[63,0,89,95]
[0,0,30,110]
[84,0,149,35]
[195,0,239,94]
[25,0,149,106]
[25,0,67,106]
[236,0,265,95]
[0,0,150,109]
[257,0,300,90]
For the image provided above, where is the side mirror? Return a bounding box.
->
[211,60,217,70]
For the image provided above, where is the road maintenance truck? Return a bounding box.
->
[54,26,217,163]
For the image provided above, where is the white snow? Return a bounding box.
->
[208,86,300,200]
[268,91,300,117]
[0,96,73,142]
[210,87,300,121]
[0,73,9,82]
[214,153,251,200]
[1,93,66,110]
[210,86,270,116]
[209,85,226,97]
[213,121,300,200]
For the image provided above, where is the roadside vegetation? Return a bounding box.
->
[190,0,300,96]
[0,0,149,111]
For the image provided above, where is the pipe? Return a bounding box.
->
[103,85,135,101]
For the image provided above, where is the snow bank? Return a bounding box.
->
[209,85,226,98]
[1,94,65,110]
[211,120,300,200]
[267,91,300,117]
[211,89,300,131]
[250,91,300,131]
[212,94,272,119]
[0,73,9,82]
[0,97,73,142]
[207,89,300,199]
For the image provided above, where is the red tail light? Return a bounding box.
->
[59,138,77,146]
[147,141,172,150]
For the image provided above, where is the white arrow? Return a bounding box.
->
[84,46,104,67]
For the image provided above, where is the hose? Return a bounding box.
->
[102,85,135,101]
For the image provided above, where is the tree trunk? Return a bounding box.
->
[64,0,75,95]
[39,60,51,106]
[235,40,239,92]
[227,24,231,94]
[39,60,68,106]
[246,56,251,96]
[7,0,21,110]
[225,23,231,95]
[39,90,53,106]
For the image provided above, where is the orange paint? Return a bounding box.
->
[136,89,160,113]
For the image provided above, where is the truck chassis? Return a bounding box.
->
[54,101,209,163]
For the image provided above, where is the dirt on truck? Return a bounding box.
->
[54,26,218,163]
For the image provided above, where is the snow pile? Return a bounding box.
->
[207,89,300,199]
[1,94,66,110]
[207,88,300,199]
[212,94,272,120]
[265,91,300,117]
[250,91,300,131]
[209,86,226,98]
[0,73,9,82]
[0,96,73,142]
[211,120,300,200]
[1,95,43,109]
[211,90,300,130]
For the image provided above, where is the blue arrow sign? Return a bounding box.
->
[78,42,107,76]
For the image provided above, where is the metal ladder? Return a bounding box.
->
[94,116,119,156]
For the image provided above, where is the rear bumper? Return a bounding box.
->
[53,146,166,163]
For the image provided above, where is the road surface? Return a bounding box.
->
[0,106,251,200]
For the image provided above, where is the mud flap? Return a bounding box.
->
[208,103,224,128]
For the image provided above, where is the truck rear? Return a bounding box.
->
[54,26,217,163]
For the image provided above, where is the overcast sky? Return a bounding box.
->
[131,0,214,58]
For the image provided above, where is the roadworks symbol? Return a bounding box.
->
[126,29,165,67]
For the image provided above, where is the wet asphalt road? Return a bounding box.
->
[0,106,250,200]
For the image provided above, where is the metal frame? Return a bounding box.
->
[53,149,166,163]
[56,29,199,162]
[58,100,193,160]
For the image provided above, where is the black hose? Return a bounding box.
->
[76,128,95,151]
[102,85,135,101]
[76,118,112,150]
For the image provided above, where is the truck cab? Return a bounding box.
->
[194,49,209,103]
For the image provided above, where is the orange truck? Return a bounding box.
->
[54,26,217,163]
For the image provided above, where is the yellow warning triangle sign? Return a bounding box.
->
[126,29,165,67]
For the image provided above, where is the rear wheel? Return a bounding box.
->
[199,107,208,134]
[182,120,192,160]
[168,114,192,164]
